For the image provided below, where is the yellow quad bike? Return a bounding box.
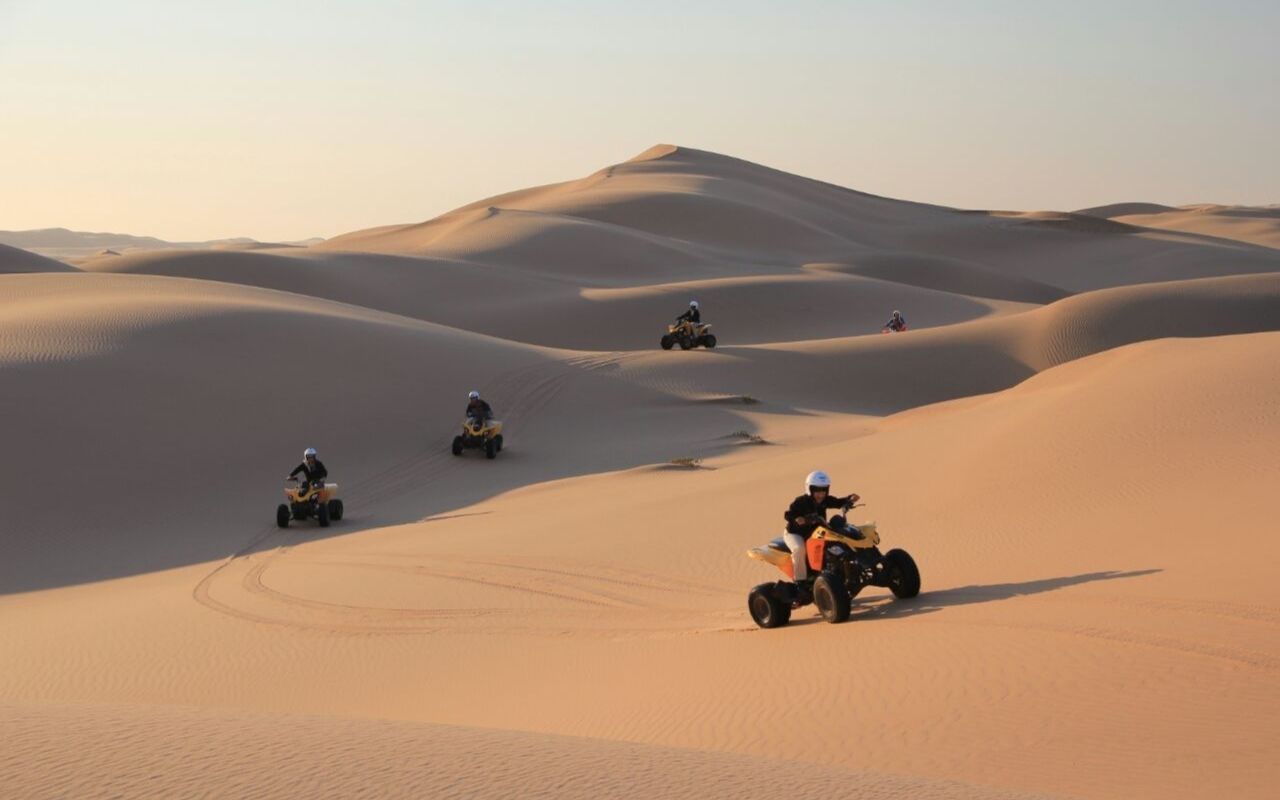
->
[661,320,717,350]
[277,478,343,528]
[452,417,504,459]
[745,504,920,628]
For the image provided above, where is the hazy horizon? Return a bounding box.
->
[2,0,1277,242]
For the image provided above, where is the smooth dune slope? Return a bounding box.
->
[0,703,1045,800]
[1102,204,1280,250]
[79,243,1030,348]
[319,145,1280,291]
[0,272,755,593]
[0,243,78,273]
[609,272,1280,415]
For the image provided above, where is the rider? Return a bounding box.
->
[466,390,493,424]
[782,471,858,590]
[288,447,328,494]
[675,300,701,330]
[883,310,907,332]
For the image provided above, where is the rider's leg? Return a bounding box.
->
[782,532,808,583]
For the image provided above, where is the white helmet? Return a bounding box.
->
[689,300,699,309]
[468,390,479,400]
[892,310,902,317]
[304,447,317,459]
[805,470,831,492]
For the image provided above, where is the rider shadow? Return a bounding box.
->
[789,569,1162,626]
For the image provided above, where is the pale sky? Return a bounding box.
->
[1,0,1276,242]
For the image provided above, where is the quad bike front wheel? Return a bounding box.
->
[485,438,498,459]
[317,501,330,528]
[701,334,717,348]
[495,434,504,452]
[451,435,464,456]
[328,499,344,521]
[677,337,693,350]
[660,335,675,350]
[884,548,920,598]
[276,504,290,528]
[813,574,852,623]
[748,583,791,629]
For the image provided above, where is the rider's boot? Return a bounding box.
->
[791,580,812,608]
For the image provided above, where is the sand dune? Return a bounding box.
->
[78,246,1028,348]
[3,145,1278,799]
[609,272,1280,415]
[1101,204,1280,250]
[0,243,78,273]
[320,145,1280,292]
[1,702,1043,800]
[0,228,322,260]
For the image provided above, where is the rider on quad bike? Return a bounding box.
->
[661,300,717,350]
[882,310,907,333]
[783,470,858,604]
[676,300,702,326]
[278,446,342,527]
[466,390,493,424]
[288,447,328,489]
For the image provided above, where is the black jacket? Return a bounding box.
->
[677,308,701,324]
[784,493,850,535]
[290,458,328,485]
[466,398,493,420]
[885,315,906,331]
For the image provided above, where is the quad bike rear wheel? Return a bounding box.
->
[748,583,791,628]
[451,435,464,456]
[884,548,920,598]
[485,438,497,459]
[701,334,717,348]
[328,499,344,521]
[813,574,851,623]
[660,335,675,350]
[317,500,330,528]
[276,504,290,528]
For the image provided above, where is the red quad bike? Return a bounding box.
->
[745,504,920,627]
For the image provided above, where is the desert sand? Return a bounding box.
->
[2,146,1277,799]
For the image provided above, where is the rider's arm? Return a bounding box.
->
[784,497,812,528]
[312,460,328,481]
[288,463,305,478]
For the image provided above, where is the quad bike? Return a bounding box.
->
[452,417,504,459]
[745,504,920,627]
[661,319,717,350]
[277,477,343,528]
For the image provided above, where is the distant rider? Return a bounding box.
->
[675,300,701,330]
[782,471,858,594]
[466,390,493,423]
[288,447,328,493]
[883,310,907,332]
